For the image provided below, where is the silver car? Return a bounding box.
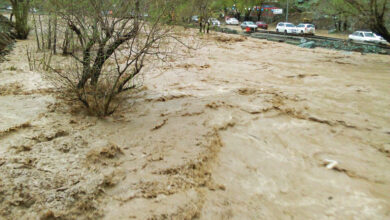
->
[208,18,221,27]
[241,21,258,30]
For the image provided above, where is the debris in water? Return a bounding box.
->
[324,159,338,169]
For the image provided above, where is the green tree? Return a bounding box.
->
[9,0,30,39]
[329,0,389,41]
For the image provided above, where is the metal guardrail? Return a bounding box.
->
[213,27,390,55]
[255,29,390,48]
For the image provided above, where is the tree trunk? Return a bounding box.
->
[11,0,30,39]
[53,15,58,54]
[236,12,241,21]
[371,5,390,42]
[62,29,70,55]
[90,45,106,86]
[337,20,341,31]
[257,10,262,21]
[32,13,40,50]
[38,14,45,48]
[371,20,390,42]
[47,16,52,49]
[245,10,252,21]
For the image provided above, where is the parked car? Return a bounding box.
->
[6,6,12,11]
[226,17,239,25]
[256,21,268,30]
[374,34,388,44]
[208,18,221,27]
[241,21,258,31]
[296,23,315,35]
[348,31,387,44]
[191,15,199,23]
[276,22,297,34]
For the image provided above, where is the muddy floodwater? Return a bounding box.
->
[0,33,389,219]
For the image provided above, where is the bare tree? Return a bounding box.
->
[38,0,190,116]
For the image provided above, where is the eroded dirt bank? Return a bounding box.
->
[0,33,389,219]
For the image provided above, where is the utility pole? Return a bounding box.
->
[286,0,289,22]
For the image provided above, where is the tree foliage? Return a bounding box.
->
[9,0,30,39]
[328,0,389,41]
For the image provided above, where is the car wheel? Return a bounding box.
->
[284,30,287,34]
[301,31,304,34]
[276,29,279,32]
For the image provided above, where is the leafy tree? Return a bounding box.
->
[343,0,389,41]
[9,0,30,39]
[320,0,389,40]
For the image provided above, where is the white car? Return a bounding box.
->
[6,6,12,11]
[374,34,388,44]
[276,22,297,34]
[209,18,221,27]
[191,15,199,22]
[240,21,258,30]
[226,18,239,25]
[296,23,315,35]
[348,31,387,44]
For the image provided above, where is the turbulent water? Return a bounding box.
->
[0,32,389,219]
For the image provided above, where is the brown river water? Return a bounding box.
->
[0,32,389,219]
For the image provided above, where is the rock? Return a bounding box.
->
[299,41,316,48]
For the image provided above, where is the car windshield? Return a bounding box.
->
[257,22,265,24]
[286,24,295,27]
[364,32,374,37]
[246,22,255,25]
[297,24,305,27]
[308,25,315,28]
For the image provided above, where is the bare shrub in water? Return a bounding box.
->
[37,0,192,116]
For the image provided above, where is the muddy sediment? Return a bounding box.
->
[0,31,389,219]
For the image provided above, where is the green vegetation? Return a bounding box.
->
[8,0,30,39]
[0,15,14,57]
[0,0,10,8]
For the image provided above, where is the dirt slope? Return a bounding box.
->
[0,33,389,219]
